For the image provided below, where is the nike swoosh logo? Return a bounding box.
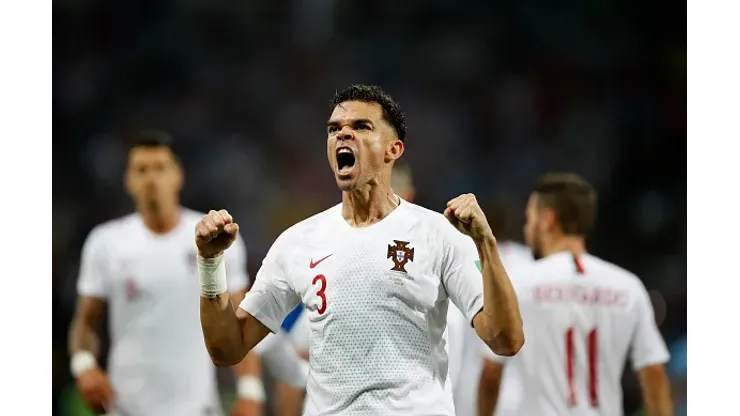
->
[309,254,333,268]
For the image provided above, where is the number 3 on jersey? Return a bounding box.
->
[312,274,327,315]
[565,327,599,408]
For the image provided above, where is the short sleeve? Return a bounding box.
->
[442,227,484,326]
[226,233,249,293]
[239,234,301,334]
[630,283,671,371]
[77,227,110,298]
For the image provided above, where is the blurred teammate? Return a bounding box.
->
[195,84,524,415]
[478,173,672,416]
[68,131,264,416]
[251,329,311,409]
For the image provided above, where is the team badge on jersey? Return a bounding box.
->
[387,240,414,273]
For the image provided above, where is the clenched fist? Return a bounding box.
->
[444,193,495,242]
[196,209,240,258]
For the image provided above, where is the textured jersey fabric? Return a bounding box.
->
[241,199,485,415]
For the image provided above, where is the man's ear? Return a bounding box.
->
[385,139,404,163]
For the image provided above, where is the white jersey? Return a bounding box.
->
[479,241,533,416]
[292,303,477,416]
[77,209,249,416]
[489,252,670,416]
[291,307,312,354]
[252,332,310,389]
[240,199,485,416]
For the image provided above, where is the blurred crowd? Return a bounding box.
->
[53,0,685,414]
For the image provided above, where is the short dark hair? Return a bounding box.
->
[533,173,597,236]
[128,129,179,158]
[129,129,174,149]
[330,84,407,141]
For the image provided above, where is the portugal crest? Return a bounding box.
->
[387,240,414,273]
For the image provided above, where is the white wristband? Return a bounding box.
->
[236,375,266,402]
[198,254,228,297]
[70,351,98,377]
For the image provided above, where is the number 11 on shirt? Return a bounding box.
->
[565,327,599,408]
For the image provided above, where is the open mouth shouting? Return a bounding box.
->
[335,146,357,177]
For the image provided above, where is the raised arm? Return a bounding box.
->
[196,210,300,367]
[197,210,268,366]
[444,194,525,357]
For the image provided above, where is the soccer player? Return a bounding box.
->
[68,131,264,416]
[195,84,525,415]
[477,173,673,416]
[274,159,482,416]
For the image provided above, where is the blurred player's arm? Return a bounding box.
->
[444,194,524,357]
[274,383,305,416]
[631,283,673,416]
[638,364,672,416]
[69,227,108,357]
[68,227,115,412]
[477,357,504,416]
[197,210,300,367]
[69,296,105,357]
[68,296,115,412]
[257,338,309,416]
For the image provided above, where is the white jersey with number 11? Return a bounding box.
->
[489,252,670,416]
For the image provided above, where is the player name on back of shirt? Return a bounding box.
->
[534,284,628,307]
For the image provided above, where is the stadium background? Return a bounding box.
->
[52,1,686,415]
